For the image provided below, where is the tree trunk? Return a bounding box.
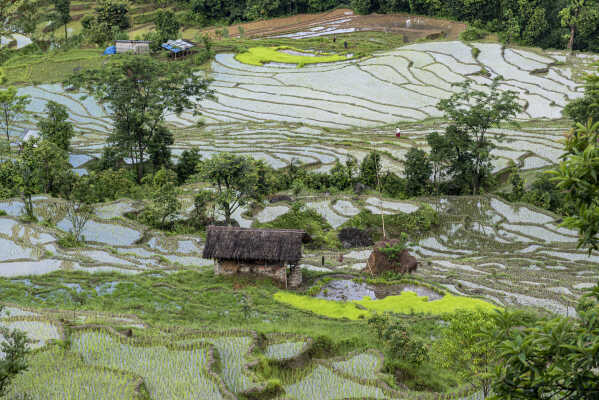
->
[64,23,68,41]
[568,25,575,52]
[224,207,231,226]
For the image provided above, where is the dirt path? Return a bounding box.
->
[182,9,466,42]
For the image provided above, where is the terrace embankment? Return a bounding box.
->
[191,8,466,42]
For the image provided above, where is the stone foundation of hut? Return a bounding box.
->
[214,260,302,288]
[203,226,309,289]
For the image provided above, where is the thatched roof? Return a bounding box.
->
[203,226,309,264]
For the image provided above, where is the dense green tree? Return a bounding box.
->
[329,160,352,190]
[141,168,181,229]
[564,66,599,125]
[560,0,599,51]
[0,87,30,144]
[359,151,382,188]
[191,189,215,227]
[351,0,373,14]
[490,286,599,399]
[175,148,202,184]
[37,101,74,151]
[0,310,29,397]
[404,147,431,196]
[20,140,74,198]
[244,0,284,20]
[95,0,130,30]
[148,124,174,171]
[155,10,180,39]
[551,121,599,250]
[426,130,452,193]
[0,0,44,37]
[436,78,521,195]
[434,310,498,398]
[200,153,259,225]
[508,166,525,202]
[66,56,212,182]
[53,0,72,41]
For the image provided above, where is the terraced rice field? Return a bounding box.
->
[0,189,596,317]
[4,318,485,400]
[8,41,595,177]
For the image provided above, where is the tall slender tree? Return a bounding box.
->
[54,0,72,41]
[0,87,30,146]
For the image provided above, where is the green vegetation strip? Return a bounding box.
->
[235,46,350,67]
[274,291,498,320]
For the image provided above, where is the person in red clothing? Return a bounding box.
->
[395,127,401,138]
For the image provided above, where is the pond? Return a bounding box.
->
[315,279,443,301]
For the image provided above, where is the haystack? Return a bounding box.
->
[363,239,418,275]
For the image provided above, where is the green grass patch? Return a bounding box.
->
[355,292,499,315]
[273,292,370,320]
[3,48,104,85]
[274,290,499,320]
[235,46,350,67]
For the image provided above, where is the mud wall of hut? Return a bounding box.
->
[214,260,302,288]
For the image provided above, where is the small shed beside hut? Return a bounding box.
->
[115,40,151,54]
[202,226,310,288]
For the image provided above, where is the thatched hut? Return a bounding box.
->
[202,226,310,288]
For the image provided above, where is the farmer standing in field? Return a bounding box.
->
[395,126,401,138]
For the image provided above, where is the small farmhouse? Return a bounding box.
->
[115,40,151,54]
[202,226,309,288]
[161,39,194,58]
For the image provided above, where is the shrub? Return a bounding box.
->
[175,148,201,184]
[460,26,487,41]
[257,202,333,249]
[57,232,84,248]
[309,335,336,358]
[379,233,409,261]
[343,205,439,242]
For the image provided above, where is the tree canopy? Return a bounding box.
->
[199,153,263,225]
[65,56,213,182]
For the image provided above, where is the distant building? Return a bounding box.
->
[202,226,310,288]
[115,40,151,54]
[161,39,194,58]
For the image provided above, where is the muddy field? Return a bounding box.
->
[189,9,466,42]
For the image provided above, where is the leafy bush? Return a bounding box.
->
[460,26,487,41]
[379,233,408,261]
[309,335,337,358]
[57,232,84,248]
[257,202,335,248]
[343,205,439,242]
[382,320,429,366]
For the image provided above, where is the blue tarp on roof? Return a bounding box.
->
[103,45,116,55]
[161,43,182,53]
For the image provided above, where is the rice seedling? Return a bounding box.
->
[284,365,386,400]
[264,341,306,361]
[331,351,382,380]
[0,320,61,350]
[74,331,226,400]
[4,347,140,399]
